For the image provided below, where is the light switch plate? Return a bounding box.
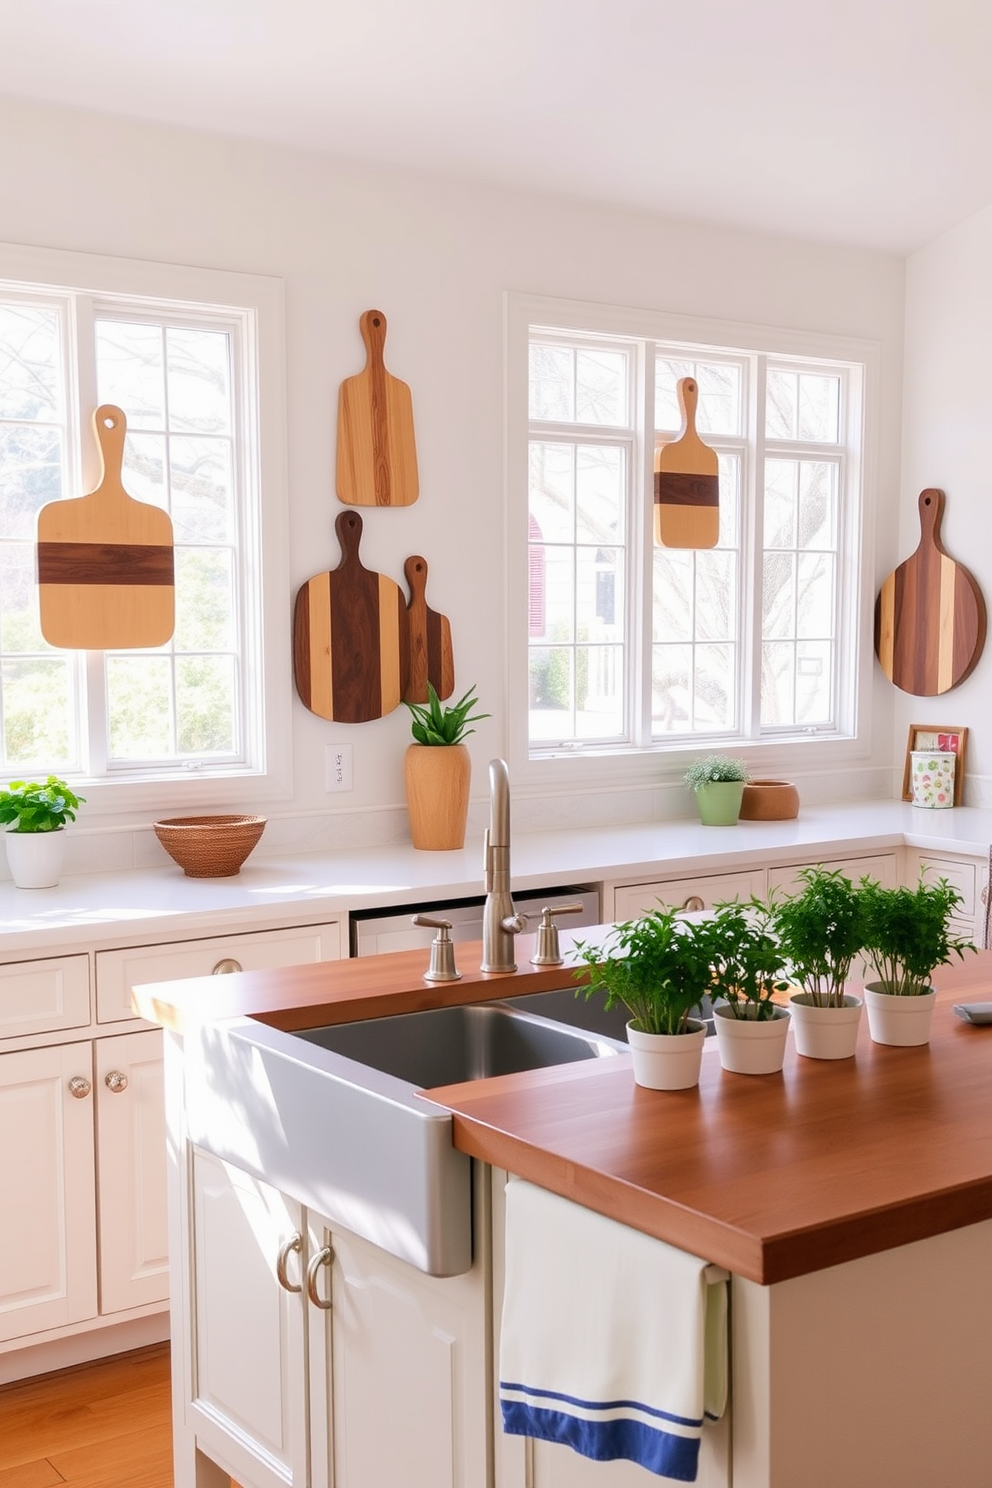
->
[325,743,353,793]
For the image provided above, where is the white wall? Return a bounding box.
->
[0,96,907,856]
[902,203,992,806]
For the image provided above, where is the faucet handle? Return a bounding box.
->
[412,915,462,983]
[529,903,585,967]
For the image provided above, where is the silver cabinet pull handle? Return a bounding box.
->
[306,1245,333,1309]
[681,895,706,912]
[104,1070,129,1093]
[211,958,243,975]
[275,1233,303,1293]
[68,1076,91,1099]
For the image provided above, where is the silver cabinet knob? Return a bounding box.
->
[306,1245,333,1310]
[104,1070,129,1094]
[211,958,243,975]
[275,1233,303,1294]
[68,1076,91,1099]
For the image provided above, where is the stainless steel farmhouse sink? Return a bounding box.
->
[184,999,624,1278]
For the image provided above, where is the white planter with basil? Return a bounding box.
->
[626,1019,708,1089]
[4,828,66,888]
[0,777,85,890]
[788,992,863,1060]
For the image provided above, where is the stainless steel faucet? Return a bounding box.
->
[481,758,526,973]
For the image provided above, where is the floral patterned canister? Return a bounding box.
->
[910,750,956,808]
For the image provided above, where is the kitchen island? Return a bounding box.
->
[138,938,992,1488]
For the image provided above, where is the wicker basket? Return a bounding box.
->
[153,814,266,878]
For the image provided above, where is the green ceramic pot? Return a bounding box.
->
[694,780,745,826]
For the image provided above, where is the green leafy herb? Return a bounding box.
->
[859,874,974,995]
[573,906,716,1037]
[706,898,790,1020]
[770,865,863,1007]
[405,684,490,746]
[0,776,86,834]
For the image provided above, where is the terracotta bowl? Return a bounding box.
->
[739,781,799,821]
[153,814,266,877]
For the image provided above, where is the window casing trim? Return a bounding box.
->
[0,240,292,816]
[505,292,880,790]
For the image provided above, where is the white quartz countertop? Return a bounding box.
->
[1,799,990,957]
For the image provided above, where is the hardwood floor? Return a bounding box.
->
[0,1345,175,1488]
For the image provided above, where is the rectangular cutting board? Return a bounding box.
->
[336,309,419,508]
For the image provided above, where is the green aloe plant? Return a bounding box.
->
[405,684,490,745]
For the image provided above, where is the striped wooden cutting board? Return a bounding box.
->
[874,488,986,695]
[36,405,175,649]
[293,511,409,722]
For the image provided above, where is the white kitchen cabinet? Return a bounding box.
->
[0,1042,98,1343]
[903,849,985,942]
[185,1147,489,1488]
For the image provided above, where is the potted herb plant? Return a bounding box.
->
[770,865,865,1059]
[573,906,716,1089]
[706,899,792,1074]
[683,755,750,826]
[403,684,490,850]
[0,776,86,888]
[858,875,974,1046]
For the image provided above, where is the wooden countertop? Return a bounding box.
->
[433,955,992,1284]
[136,937,992,1287]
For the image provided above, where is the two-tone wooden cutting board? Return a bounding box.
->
[654,377,720,549]
[36,405,175,649]
[294,511,409,722]
[403,555,454,703]
[336,309,419,508]
[874,487,986,695]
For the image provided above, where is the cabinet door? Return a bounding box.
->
[94,1028,169,1313]
[0,1043,97,1342]
[323,1220,489,1488]
[613,869,765,921]
[189,1150,309,1488]
[905,851,980,941]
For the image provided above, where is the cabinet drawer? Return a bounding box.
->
[767,853,898,895]
[0,955,90,1042]
[613,870,765,921]
[95,921,344,1024]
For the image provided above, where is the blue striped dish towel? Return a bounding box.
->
[499,1179,728,1483]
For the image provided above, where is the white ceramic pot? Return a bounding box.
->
[626,1018,708,1090]
[788,992,863,1060]
[713,1003,791,1074]
[5,828,66,889]
[864,983,937,1047]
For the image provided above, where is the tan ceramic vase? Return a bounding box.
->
[404,743,471,850]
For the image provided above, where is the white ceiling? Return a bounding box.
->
[2,0,991,255]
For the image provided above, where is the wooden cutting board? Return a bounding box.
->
[403,555,454,703]
[36,405,175,649]
[653,377,719,549]
[293,510,409,722]
[336,309,419,508]
[874,487,987,695]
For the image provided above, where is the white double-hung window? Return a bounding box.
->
[508,295,873,776]
[0,243,289,806]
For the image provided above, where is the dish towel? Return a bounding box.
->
[499,1179,728,1483]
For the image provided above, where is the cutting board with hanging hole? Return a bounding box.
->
[403,555,454,703]
[874,487,986,695]
[653,376,720,549]
[36,405,175,649]
[294,510,409,722]
[336,309,419,508]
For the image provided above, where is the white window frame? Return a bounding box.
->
[505,292,879,791]
[0,240,292,816]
